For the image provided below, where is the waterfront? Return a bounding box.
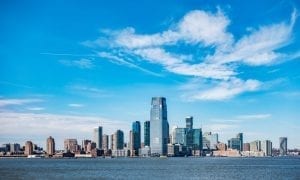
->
[1,157,300,179]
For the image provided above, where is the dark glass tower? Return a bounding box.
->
[279,137,287,156]
[150,97,169,156]
[144,121,150,146]
[132,121,141,156]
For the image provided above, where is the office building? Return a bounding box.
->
[131,121,141,156]
[279,137,287,156]
[113,130,124,150]
[25,141,33,156]
[64,139,79,152]
[186,116,193,130]
[172,127,186,145]
[228,133,243,151]
[150,97,169,156]
[102,134,109,153]
[144,121,150,146]
[203,132,218,150]
[94,126,103,150]
[82,139,91,152]
[261,140,272,156]
[243,143,250,151]
[250,140,261,152]
[46,136,55,155]
[10,143,20,153]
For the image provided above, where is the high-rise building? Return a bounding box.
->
[279,137,287,156]
[102,134,109,153]
[250,140,261,152]
[82,139,91,152]
[243,143,250,151]
[113,130,124,150]
[192,128,203,151]
[25,141,33,156]
[94,126,103,150]
[203,132,218,150]
[261,140,272,156]
[172,127,186,145]
[64,139,79,152]
[186,116,193,130]
[144,121,150,146]
[10,143,20,153]
[228,133,243,151]
[150,97,169,156]
[131,121,141,156]
[46,136,55,155]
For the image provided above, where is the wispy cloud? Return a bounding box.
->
[83,8,298,101]
[67,84,112,98]
[27,107,45,111]
[0,98,43,107]
[68,103,84,108]
[59,58,94,69]
[236,114,271,120]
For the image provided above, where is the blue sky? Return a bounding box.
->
[1,0,300,149]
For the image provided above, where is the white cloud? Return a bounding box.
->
[27,107,45,111]
[0,98,43,107]
[59,58,94,69]
[236,114,271,120]
[68,103,84,108]
[183,78,261,101]
[67,84,112,98]
[83,8,298,100]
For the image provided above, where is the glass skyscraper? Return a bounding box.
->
[144,121,150,146]
[279,137,287,156]
[150,97,169,156]
[93,126,103,150]
[132,121,141,156]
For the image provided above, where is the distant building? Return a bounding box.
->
[25,141,33,156]
[46,136,55,155]
[82,139,91,152]
[64,139,79,153]
[132,121,141,156]
[261,140,272,156]
[228,133,243,151]
[10,143,20,153]
[172,127,186,145]
[139,146,151,157]
[113,130,124,150]
[144,121,150,146]
[102,134,109,153]
[94,126,103,150]
[279,137,287,156]
[216,143,227,151]
[250,140,261,152]
[150,97,169,156]
[87,142,96,153]
[243,143,250,151]
[186,116,193,130]
[203,132,218,150]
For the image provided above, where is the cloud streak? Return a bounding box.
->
[0,98,43,107]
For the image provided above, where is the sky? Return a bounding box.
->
[0,0,300,149]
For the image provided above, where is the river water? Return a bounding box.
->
[0,156,299,179]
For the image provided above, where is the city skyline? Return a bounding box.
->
[1,1,300,149]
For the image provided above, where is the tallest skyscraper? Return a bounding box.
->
[150,97,169,156]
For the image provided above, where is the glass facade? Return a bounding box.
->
[132,121,141,155]
[279,137,287,156]
[150,97,169,156]
[144,121,150,146]
[93,126,102,149]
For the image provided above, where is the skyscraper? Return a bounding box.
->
[144,121,150,146]
[25,141,33,156]
[46,136,55,155]
[279,137,287,156]
[228,133,243,151]
[131,121,141,156]
[102,134,109,153]
[64,139,79,152]
[261,140,272,156]
[150,97,169,156]
[186,116,193,130]
[113,130,124,150]
[93,126,103,150]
